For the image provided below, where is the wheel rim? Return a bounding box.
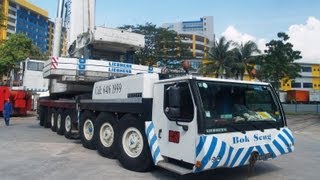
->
[65,115,72,132]
[57,114,61,129]
[100,122,114,147]
[122,127,143,158]
[83,119,94,140]
[51,113,55,127]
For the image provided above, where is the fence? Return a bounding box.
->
[282,103,320,113]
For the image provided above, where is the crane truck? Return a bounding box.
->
[0,59,49,116]
[37,0,294,175]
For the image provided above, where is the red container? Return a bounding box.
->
[13,99,26,108]
[286,90,309,103]
[0,86,10,111]
[10,90,26,99]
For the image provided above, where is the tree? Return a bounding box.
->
[232,41,261,80]
[0,34,46,77]
[118,23,192,66]
[200,36,234,78]
[256,32,302,90]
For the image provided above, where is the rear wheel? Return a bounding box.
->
[39,106,45,126]
[56,109,64,135]
[63,110,75,139]
[50,109,57,132]
[43,107,51,128]
[94,112,117,158]
[79,111,96,150]
[117,114,153,172]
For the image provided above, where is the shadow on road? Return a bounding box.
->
[151,162,281,180]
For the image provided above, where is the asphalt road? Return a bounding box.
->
[0,114,319,180]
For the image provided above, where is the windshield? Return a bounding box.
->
[27,61,44,71]
[196,80,284,134]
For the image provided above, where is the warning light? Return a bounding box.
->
[195,161,201,168]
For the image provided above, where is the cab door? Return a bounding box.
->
[152,81,198,164]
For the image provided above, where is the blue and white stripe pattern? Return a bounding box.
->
[194,128,294,172]
[145,121,164,165]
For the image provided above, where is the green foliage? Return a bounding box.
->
[118,23,192,66]
[0,34,46,76]
[200,36,234,78]
[232,41,261,80]
[256,32,302,89]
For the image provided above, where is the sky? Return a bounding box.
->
[29,0,320,60]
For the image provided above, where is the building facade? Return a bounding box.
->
[0,0,48,52]
[162,16,215,70]
[280,60,320,91]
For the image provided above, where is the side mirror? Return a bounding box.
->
[166,85,181,118]
[169,86,180,107]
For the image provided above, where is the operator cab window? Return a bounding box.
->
[163,82,194,121]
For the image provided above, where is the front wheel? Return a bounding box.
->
[79,111,96,150]
[117,114,153,172]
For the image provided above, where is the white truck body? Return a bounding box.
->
[22,59,49,92]
[39,0,293,175]
[93,73,159,100]
[39,73,294,174]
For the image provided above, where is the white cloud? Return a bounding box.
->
[221,26,267,52]
[288,16,320,60]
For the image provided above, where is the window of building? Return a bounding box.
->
[303,83,313,88]
[301,66,312,72]
[9,2,17,8]
[9,9,16,16]
[7,24,15,31]
[291,82,301,88]
[8,17,15,23]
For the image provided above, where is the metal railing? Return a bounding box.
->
[282,103,320,113]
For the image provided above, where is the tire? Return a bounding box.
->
[117,114,153,172]
[56,109,64,135]
[50,109,57,132]
[63,110,76,139]
[39,106,45,126]
[43,107,51,128]
[94,112,117,159]
[79,110,96,150]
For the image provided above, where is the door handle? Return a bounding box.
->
[158,129,162,139]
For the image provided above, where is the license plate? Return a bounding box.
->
[257,153,273,160]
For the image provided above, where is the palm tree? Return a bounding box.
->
[232,41,261,80]
[200,37,234,78]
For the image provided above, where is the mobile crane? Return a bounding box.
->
[38,0,294,174]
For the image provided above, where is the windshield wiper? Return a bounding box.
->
[262,120,280,130]
[227,123,246,134]
[246,120,264,132]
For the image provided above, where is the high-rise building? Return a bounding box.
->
[162,16,215,70]
[0,0,48,52]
